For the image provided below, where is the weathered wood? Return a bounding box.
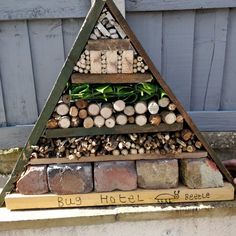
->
[29,151,208,165]
[126,0,236,11]
[87,39,131,50]
[5,183,234,210]
[0,1,235,21]
[0,0,106,207]
[90,51,102,74]
[219,9,236,110]
[122,50,133,73]
[28,19,65,111]
[106,0,234,184]
[0,21,38,125]
[191,9,228,111]
[45,123,183,138]
[62,19,83,57]
[127,12,162,71]
[0,77,6,127]
[106,51,118,73]
[162,11,195,110]
[71,73,153,83]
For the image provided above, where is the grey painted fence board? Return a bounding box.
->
[0,0,90,20]
[28,19,65,112]
[0,21,38,125]
[0,1,236,20]
[126,0,236,11]
[204,9,229,111]
[191,10,215,111]
[162,11,195,110]
[0,74,6,127]
[221,9,236,110]
[1,111,236,148]
[62,19,84,58]
[127,12,162,72]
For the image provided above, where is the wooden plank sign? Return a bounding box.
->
[5,183,234,210]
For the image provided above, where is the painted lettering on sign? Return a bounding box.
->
[100,194,144,204]
[57,196,82,207]
[154,190,180,203]
[185,192,210,201]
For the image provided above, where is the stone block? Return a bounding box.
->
[94,161,137,192]
[16,165,48,195]
[47,164,93,194]
[180,158,224,188]
[0,148,20,174]
[136,159,179,189]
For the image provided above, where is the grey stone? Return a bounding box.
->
[136,159,179,189]
[180,158,224,188]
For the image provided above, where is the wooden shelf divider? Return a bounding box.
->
[71,73,153,84]
[45,123,183,138]
[29,151,208,165]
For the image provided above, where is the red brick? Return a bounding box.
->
[180,158,224,188]
[16,165,48,195]
[47,164,93,194]
[136,159,179,189]
[94,161,137,192]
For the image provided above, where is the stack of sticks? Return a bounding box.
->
[46,96,183,129]
[30,130,202,160]
[90,8,126,40]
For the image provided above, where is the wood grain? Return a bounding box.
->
[71,73,153,83]
[106,0,234,184]
[87,39,131,50]
[5,183,234,210]
[29,151,208,165]
[45,123,183,138]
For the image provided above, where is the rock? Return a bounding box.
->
[180,158,224,188]
[136,159,179,189]
[94,161,137,192]
[16,165,48,195]
[47,164,93,194]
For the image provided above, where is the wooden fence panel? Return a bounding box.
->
[220,9,236,110]
[126,12,162,72]
[28,19,65,111]
[0,21,38,125]
[162,11,195,110]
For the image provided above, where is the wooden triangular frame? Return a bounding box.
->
[0,0,233,207]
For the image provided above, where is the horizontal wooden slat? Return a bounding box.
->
[1,111,236,148]
[5,183,234,210]
[87,39,131,50]
[71,73,153,84]
[45,123,183,138]
[126,0,236,11]
[0,0,90,20]
[29,151,208,165]
[0,1,235,20]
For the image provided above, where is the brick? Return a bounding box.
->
[136,160,179,189]
[180,158,224,188]
[94,161,137,192]
[47,164,93,194]
[16,165,48,195]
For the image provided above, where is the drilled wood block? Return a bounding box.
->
[106,50,117,73]
[122,50,133,73]
[90,51,102,74]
